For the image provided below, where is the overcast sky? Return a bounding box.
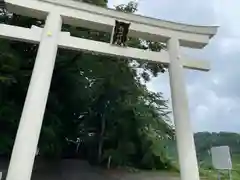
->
[109,0,240,133]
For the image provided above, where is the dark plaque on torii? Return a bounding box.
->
[0,0,5,8]
[111,20,130,47]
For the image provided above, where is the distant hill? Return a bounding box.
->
[194,132,240,160]
[165,132,240,180]
[165,132,240,160]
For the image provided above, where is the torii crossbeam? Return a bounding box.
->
[0,0,218,180]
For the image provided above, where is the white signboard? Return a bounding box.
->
[211,146,232,170]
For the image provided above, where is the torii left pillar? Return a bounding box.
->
[6,12,62,180]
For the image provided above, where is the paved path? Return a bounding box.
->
[103,170,180,180]
[0,159,182,180]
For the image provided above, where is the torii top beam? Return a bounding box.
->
[5,0,218,49]
[0,24,210,71]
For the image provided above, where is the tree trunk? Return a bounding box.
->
[98,116,106,164]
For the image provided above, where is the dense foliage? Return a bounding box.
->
[0,0,174,170]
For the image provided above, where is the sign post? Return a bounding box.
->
[211,146,232,180]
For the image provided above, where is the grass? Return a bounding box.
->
[165,151,240,180]
[199,155,240,180]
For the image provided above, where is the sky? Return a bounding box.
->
[108,0,240,132]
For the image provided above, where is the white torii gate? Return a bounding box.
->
[0,0,218,180]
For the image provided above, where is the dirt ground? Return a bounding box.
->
[0,159,183,180]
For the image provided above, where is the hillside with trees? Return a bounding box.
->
[195,132,240,161]
[165,132,240,162]
[195,132,240,179]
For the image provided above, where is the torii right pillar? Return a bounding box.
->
[168,37,200,180]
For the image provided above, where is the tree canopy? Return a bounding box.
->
[0,0,174,170]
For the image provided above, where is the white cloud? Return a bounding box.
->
[213,0,240,37]
[217,38,240,55]
[108,0,240,132]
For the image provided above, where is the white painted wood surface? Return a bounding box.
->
[5,12,62,180]
[0,24,210,71]
[5,0,218,48]
[168,38,200,180]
